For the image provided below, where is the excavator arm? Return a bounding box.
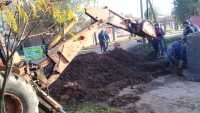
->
[13,6,156,112]
[45,6,156,76]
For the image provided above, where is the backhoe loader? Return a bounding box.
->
[0,5,156,113]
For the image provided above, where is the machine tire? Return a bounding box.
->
[0,72,39,113]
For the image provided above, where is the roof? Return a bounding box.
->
[158,16,175,23]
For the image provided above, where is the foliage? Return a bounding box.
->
[0,0,67,33]
[130,36,181,52]
[0,0,89,112]
[40,102,125,113]
[43,0,94,34]
[2,7,18,32]
[172,0,200,23]
[124,13,136,20]
[144,6,160,23]
[3,0,95,35]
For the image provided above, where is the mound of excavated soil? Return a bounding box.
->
[49,48,173,103]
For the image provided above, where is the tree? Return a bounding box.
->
[0,0,87,112]
[144,6,160,23]
[22,0,94,35]
[124,13,136,20]
[173,0,200,23]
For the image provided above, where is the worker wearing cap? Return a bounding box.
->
[98,30,106,52]
[104,31,110,51]
[182,21,194,42]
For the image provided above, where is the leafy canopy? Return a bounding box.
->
[0,0,69,33]
[172,0,200,23]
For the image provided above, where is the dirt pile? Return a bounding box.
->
[49,48,173,103]
[106,48,144,66]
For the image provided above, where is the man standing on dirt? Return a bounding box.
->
[104,31,110,51]
[98,30,106,52]
[155,24,166,58]
[151,24,163,62]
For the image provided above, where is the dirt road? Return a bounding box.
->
[78,32,182,55]
[22,32,182,64]
[118,75,200,113]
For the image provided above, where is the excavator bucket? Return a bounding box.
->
[134,20,156,38]
[85,6,156,38]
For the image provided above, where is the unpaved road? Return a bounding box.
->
[22,32,182,64]
[118,75,200,113]
[78,32,182,55]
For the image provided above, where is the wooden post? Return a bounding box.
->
[94,33,98,46]
[146,0,149,19]
[112,27,117,41]
[140,0,143,19]
[147,0,158,23]
[164,18,167,32]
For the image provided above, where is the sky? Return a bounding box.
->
[98,0,174,18]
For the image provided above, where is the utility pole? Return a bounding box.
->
[140,0,143,19]
[147,0,157,23]
[146,0,149,19]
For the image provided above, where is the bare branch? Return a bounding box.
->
[8,6,50,61]
[18,9,32,44]
[47,21,57,30]
[5,11,17,59]
[11,11,20,52]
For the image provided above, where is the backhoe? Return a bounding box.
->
[0,3,156,113]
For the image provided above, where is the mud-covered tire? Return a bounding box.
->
[0,72,39,113]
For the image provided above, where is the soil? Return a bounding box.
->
[49,48,174,104]
[110,94,141,107]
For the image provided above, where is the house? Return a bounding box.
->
[190,15,200,27]
[158,16,176,31]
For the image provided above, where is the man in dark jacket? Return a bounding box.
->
[183,21,194,42]
[151,24,163,62]
[154,24,166,58]
[165,40,180,65]
[104,31,110,51]
[174,43,187,62]
[159,27,166,58]
[187,19,200,32]
[98,30,106,52]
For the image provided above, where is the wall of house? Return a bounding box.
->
[22,26,131,49]
[23,33,54,47]
[190,15,200,27]
[160,22,175,31]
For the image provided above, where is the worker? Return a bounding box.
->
[104,31,110,51]
[151,24,163,62]
[165,40,180,65]
[98,30,106,52]
[187,19,200,32]
[182,20,194,42]
[154,24,166,58]
[174,42,187,62]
